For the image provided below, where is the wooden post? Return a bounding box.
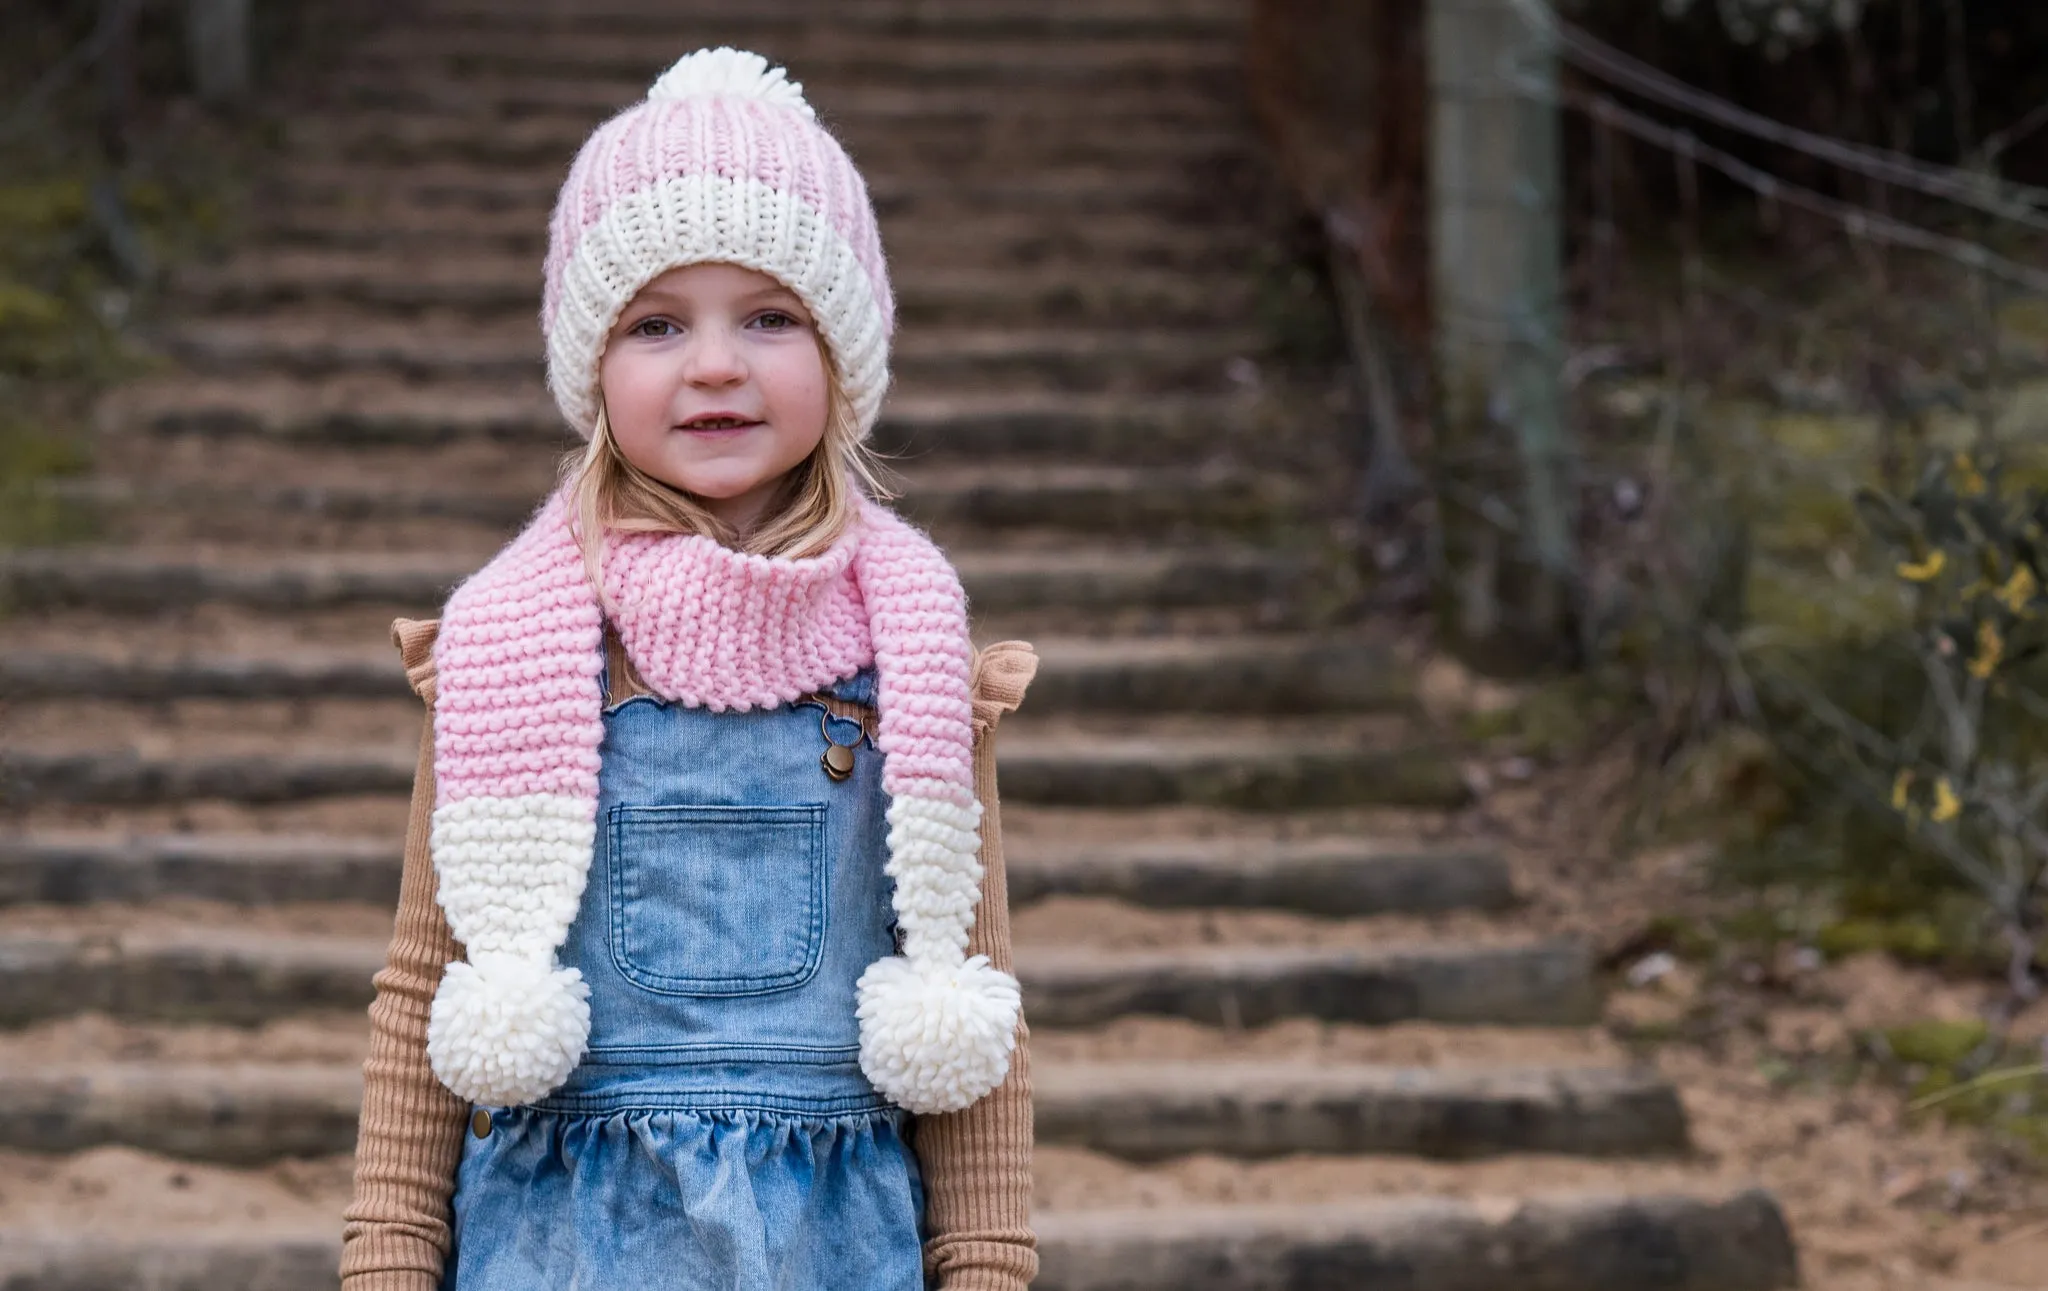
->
[1427,0,1577,673]
[186,0,253,104]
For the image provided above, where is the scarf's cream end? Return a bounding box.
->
[427,953,593,1107]
[854,953,1021,1114]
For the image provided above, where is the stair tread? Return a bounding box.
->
[0,542,1304,619]
[0,825,1509,918]
[4,1053,1654,1081]
[107,371,1244,425]
[266,162,1254,223]
[0,1191,1797,1291]
[0,629,1370,676]
[0,914,1575,967]
[1,718,1434,765]
[39,461,1298,534]
[256,203,1257,261]
[177,248,1254,290]
[165,314,1261,376]
[0,542,1298,583]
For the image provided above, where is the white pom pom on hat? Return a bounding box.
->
[646,46,816,119]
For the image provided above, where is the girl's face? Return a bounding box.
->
[599,263,831,535]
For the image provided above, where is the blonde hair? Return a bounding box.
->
[566,338,894,599]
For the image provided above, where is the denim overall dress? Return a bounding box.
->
[441,666,928,1290]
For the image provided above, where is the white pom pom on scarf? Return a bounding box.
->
[427,953,592,1107]
[646,47,815,119]
[855,953,1021,1114]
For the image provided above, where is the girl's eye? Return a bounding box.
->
[753,310,801,331]
[631,318,678,338]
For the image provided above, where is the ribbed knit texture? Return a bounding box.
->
[339,625,471,1288]
[541,48,893,438]
[919,643,1040,1290]
[341,619,1036,1290]
[421,491,1014,1114]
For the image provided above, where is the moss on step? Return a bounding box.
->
[0,414,94,549]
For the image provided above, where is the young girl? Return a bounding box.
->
[339,48,1038,1291]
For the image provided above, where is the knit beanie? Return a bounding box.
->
[540,48,894,439]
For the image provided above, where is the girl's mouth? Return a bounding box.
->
[677,416,762,435]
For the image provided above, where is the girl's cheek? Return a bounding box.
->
[603,353,670,425]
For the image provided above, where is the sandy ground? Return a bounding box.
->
[1411,651,2048,1290]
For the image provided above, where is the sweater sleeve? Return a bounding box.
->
[340,617,470,1290]
[913,640,1040,1291]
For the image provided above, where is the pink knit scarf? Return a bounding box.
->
[420,489,1019,1114]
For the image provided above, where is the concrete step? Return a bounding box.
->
[36,476,542,535]
[1014,940,1600,1030]
[1018,635,1417,715]
[996,723,1468,811]
[327,78,1245,152]
[0,634,1408,714]
[1035,1193,1799,1291]
[333,66,1240,119]
[0,926,386,1027]
[0,1189,1799,1291]
[1036,1060,1690,1160]
[172,252,1255,326]
[0,831,1510,917]
[412,0,1247,37]
[0,1062,364,1164]
[0,551,472,616]
[0,544,1303,618]
[1005,835,1514,915]
[1,720,1451,812]
[271,160,1254,222]
[351,28,1241,85]
[0,834,401,906]
[282,109,1249,171]
[0,1057,1686,1164]
[42,460,1299,542]
[0,929,1595,1030]
[161,315,1260,392]
[255,203,1257,270]
[0,747,417,808]
[104,377,1254,461]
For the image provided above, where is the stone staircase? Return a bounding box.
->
[0,1,1801,1287]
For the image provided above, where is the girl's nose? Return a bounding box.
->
[682,326,748,386]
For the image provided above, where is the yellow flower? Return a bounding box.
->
[1998,563,2039,614]
[1897,550,1946,582]
[1969,619,2004,679]
[1954,453,1987,497]
[1932,777,1962,823]
[1892,769,1914,811]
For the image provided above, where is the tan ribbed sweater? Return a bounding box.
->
[341,617,1038,1290]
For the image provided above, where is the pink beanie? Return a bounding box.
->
[540,48,894,439]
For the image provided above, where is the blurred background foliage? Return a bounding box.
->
[0,0,356,544]
[1248,0,2048,1035]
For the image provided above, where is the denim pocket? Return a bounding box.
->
[607,803,828,996]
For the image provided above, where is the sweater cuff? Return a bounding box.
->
[928,1236,1038,1291]
[339,1226,449,1291]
